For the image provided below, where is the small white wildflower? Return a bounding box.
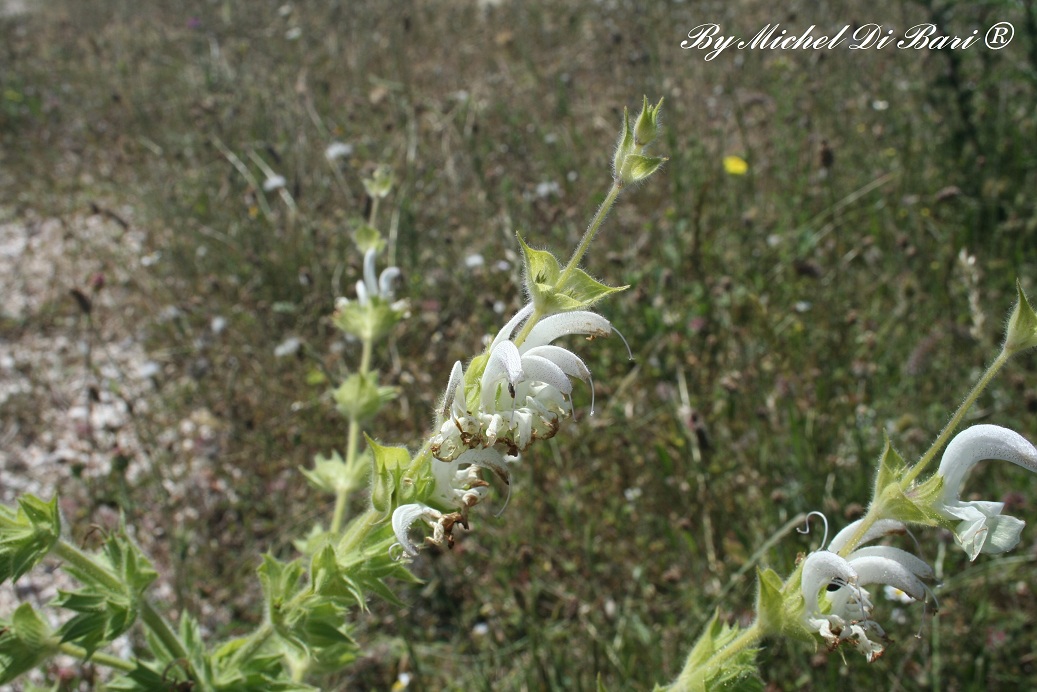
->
[274,337,301,358]
[324,141,354,161]
[535,181,560,198]
[465,253,485,269]
[262,174,287,192]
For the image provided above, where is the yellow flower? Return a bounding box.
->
[723,155,748,175]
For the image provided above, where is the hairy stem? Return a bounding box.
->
[331,337,375,534]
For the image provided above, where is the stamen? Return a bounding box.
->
[797,510,831,551]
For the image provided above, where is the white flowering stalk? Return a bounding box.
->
[671,282,1037,690]
[390,98,665,559]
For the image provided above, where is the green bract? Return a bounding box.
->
[518,235,626,313]
[333,373,397,421]
[331,299,404,342]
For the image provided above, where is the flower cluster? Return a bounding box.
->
[799,423,1037,662]
[392,303,615,556]
[801,519,933,661]
[431,304,608,461]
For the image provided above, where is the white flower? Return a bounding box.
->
[934,424,1037,560]
[801,519,933,662]
[324,141,354,161]
[353,247,401,306]
[262,174,287,192]
[430,304,608,461]
[391,448,513,557]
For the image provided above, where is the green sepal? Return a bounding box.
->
[873,433,907,498]
[632,96,665,147]
[518,234,562,309]
[0,495,61,584]
[621,154,668,184]
[1005,279,1037,355]
[367,435,411,512]
[871,436,948,526]
[362,165,393,199]
[333,373,397,421]
[612,107,635,177]
[882,473,949,527]
[0,604,56,684]
[554,268,628,311]
[754,567,785,637]
[353,223,385,254]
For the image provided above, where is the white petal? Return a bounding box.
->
[801,551,856,615]
[456,447,511,487]
[828,518,906,554]
[440,361,465,420]
[379,266,401,297]
[522,345,591,380]
[363,247,379,298]
[937,424,1037,504]
[520,354,573,395]
[391,503,439,557]
[522,311,612,350]
[490,303,535,352]
[481,340,524,409]
[849,546,933,580]
[355,279,369,306]
[849,555,928,601]
[942,500,1025,560]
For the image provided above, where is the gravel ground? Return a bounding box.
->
[0,208,193,689]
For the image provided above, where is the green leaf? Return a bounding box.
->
[612,106,634,177]
[1005,279,1037,355]
[0,495,60,584]
[0,604,55,684]
[679,611,762,691]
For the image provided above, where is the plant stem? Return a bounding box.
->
[556,180,623,289]
[331,337,375,535]
[57,642,136,672]
[903,348,1010,486]
[836,348,1012,557]
[512,179,625,348]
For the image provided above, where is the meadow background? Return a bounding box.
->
[2,0,1037,689]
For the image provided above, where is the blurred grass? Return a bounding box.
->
[3,0,1037,689]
